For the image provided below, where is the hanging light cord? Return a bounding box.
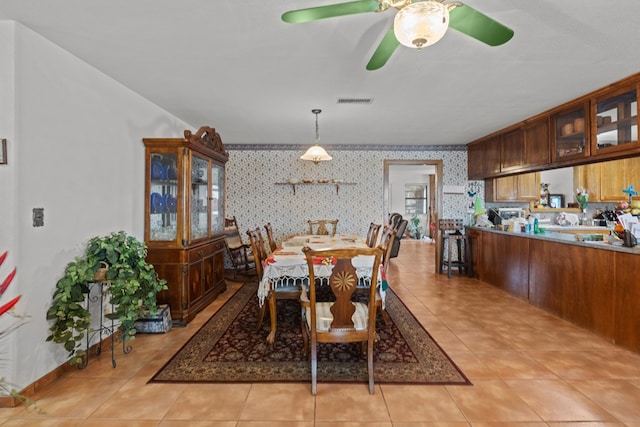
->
[313,109,321,143]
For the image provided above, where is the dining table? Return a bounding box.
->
[258,234,385,344]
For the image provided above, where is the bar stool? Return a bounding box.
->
[438,219,469,278]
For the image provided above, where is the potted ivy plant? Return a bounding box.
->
[46,231,167,365]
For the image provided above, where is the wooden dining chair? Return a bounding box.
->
[360,226,395,325]
[307,219,338,236]
[224,216,255,279]
[365,222,381,248]
[300,245,383,395]
[247,227,304,345]
[264,222,278,253]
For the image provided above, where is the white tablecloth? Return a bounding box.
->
[258,234,384,306]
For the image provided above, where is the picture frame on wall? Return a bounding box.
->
[0,139,6,165]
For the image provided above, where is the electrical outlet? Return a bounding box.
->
[33,208,44,227]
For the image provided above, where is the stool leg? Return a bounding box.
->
[447,236,452,279]
[438,234,445,274]
[456,238,463,275]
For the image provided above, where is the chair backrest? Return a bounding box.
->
[395,219,408,239]
[379,226,397,271]
[264,223,278,252]
[224,216,238,229]
[246,227,269,279]
[307,219,338,236]
[365,223,381,248]
[302,246,382,333]
[388,213,402,229]
[224,216,244,250]
[439,219,464,233]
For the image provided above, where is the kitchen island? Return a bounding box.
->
[467,226,640,354]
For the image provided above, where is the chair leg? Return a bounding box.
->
[256,297,268,330]
[311,341,318,396]
[376,299,389,325]
[367,337,375,394]
[266,293,277,345]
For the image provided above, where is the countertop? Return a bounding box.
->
[468,226,640,255]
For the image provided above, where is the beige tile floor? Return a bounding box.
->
[2,239,640,426]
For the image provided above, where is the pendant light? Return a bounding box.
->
[300,109,332,163]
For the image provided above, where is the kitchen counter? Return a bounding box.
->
[470,225,639,255]
[465,226,640,354]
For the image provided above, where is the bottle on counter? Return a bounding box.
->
[533,217,540,234]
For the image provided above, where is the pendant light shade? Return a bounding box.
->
[394,1,449,49]
[301,109,332,163]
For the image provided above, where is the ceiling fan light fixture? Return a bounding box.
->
[394,1,450,49]
[301,109,332,164]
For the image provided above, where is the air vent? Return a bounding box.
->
[337,98,374,104]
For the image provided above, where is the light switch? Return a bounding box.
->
[33,208,44,227]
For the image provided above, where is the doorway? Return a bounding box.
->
[384,160,443,272]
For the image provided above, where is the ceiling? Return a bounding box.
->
[2,0,640,147]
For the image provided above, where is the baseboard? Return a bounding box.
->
[0,335,119,408]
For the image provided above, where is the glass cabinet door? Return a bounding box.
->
[191,155,210,241]
[211,162,224,235]
[149,153,178,242]
[552,104,589,161]
[592,87,638,155]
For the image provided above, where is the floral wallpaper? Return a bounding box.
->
[225,144,478,246]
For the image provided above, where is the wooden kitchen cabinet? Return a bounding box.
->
[551,102,591,164]
[575,157,640,202]
[573,163,599,202]
[590,83,639,158]
[484,136,502,177]
[467,143,484,180]
[614,251,640,352]
[143,126,228,323]
[465,227,481,279]
[529,239,615,338]
[488,172,540,202]
[500,129,525,172]
[523,117,551,167]
[470,228,640,354]
[599,157,640,201]
[479,232,529,300]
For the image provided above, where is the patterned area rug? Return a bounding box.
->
[150,281,471,385]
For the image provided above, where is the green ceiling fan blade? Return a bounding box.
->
[366,26,400,70]
[282,0,380,23]
[449,4,514,46]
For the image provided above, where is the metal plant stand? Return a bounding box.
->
[78,281,132,369]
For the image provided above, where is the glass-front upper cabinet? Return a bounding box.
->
[211,163,224,235]
[551,102,590,162]
[190,155,209,241]
[148,152,179,242]
[591,85,639,156]
[144,127,228,249]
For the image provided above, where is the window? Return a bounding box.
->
[405,184,427,215]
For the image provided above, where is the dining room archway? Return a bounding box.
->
[383,159,443,272]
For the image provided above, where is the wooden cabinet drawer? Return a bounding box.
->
[188,243,214,263]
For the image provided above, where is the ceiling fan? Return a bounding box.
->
[282,0,514,70]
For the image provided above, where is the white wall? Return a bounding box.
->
[0,22,18,391]
[0,21,191,391]
[540,167,574,206]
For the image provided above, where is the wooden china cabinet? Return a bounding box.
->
[143,126,228,324]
